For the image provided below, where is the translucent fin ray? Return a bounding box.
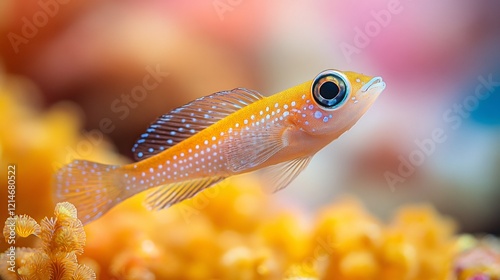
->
[145,176,224,210]
[53,160,124,225]
[259,156,312,193]
[132,88,264,161]
[224,124,288,172]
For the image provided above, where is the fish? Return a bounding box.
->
[54,69,386,224]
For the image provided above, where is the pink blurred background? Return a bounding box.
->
[1,0,499,233]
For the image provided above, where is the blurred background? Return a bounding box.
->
[0,0,499,278]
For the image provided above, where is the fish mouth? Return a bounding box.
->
[361,76,386,93]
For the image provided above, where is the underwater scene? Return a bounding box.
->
[0,0,499,279]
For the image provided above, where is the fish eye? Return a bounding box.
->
[312,70,350,109]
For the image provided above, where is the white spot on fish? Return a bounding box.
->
[314,111,322,119]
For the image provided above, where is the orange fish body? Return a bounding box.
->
[54,70,385,224]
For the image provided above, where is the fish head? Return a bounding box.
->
[291,69,385,137]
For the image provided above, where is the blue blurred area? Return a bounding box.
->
[470,72,500,126]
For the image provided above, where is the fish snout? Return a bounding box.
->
[360,76,386,93]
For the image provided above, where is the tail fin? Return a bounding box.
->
[53,160,124,225]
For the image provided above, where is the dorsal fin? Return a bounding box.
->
[131,88,264,161]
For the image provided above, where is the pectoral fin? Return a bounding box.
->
[224,124,291,173]
[258,156,312,193]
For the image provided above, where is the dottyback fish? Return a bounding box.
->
[54,69,386,224]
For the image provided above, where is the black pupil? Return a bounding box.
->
[319,81,339,100]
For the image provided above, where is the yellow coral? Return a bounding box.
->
[3,215,40,241]
[55,202,79,221]
[281,198,457,280]
[284,261,321,280]
[17,252,52,280]
[0,73,126,254]
[453,235,500,279]
[11,215,41,238]
[0,203,96,280]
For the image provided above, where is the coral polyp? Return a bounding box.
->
[0,202,95,280]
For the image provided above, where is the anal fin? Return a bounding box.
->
[145,176,225,210]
